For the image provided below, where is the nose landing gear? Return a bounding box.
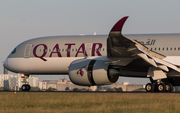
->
[21,74,31,91]
[22,84,31,91]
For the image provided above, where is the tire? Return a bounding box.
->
[21,84,31,91]
[22,84,27,91]
[157,83,166,92]
[145,83,154,92]
[154,83,158,92]
[26,84,31,91]
[165,83,173,92]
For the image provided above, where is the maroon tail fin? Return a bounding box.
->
[110,16,129,32]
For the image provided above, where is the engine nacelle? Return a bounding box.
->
[68,58,119,86]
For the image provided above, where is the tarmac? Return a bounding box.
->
[0,91,179,93]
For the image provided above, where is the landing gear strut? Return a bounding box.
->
[21,74,31,91]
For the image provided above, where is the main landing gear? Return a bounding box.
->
[21,74,31,91]
[145,82,173,92]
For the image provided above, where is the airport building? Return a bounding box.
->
[39,78,93,91]
[0,74,17,89]
[0,74,39,90]
[0,74,145,91]
[0,74,95,91]
[110,82,145,91]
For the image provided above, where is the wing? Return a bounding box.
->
[107,16,180,80]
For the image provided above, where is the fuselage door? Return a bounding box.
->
[24,44,32,58]
[85,43,92,57]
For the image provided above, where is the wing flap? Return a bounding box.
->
[157,65,169,72]
[136,53,157,67]
[147,67,167,80]
[153,57,180,73]
[133,40,166,59]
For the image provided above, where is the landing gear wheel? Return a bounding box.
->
[157,83,165,92]
[145,83,154,92]
[21,84,31,91]
[165,83,173,92]
[26,84,31,91]
[22,85,26,91]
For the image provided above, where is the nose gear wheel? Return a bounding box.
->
[21,84,31,91]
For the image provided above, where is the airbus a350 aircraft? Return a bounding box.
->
[3,16,180,92]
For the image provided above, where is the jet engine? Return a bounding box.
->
[68,58,119,86]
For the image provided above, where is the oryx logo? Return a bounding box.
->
[77,65,87,76]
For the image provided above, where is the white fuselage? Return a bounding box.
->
[3,34,180,75]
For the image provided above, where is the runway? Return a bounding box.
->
[0,91,180,93]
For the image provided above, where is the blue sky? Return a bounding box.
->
[0,0,180,83]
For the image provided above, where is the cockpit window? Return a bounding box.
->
[11,48,16,54]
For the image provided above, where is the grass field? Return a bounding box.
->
[0,92,180,113]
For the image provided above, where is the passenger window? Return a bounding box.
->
[150,48,152,50]
[170,48,172,50]
[159,48,160,50]
[72,49,74,52]
[178,47,180,50]
[154,48,156,51]
[167,48,168,50]
[62,49,64,52]
[162,48,164,51]
[174,48,176,50]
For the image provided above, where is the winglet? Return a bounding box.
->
[110,16,129,32]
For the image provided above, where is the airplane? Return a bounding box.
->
[3,16,180,92]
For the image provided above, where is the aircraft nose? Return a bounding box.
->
[3,58,8,69]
